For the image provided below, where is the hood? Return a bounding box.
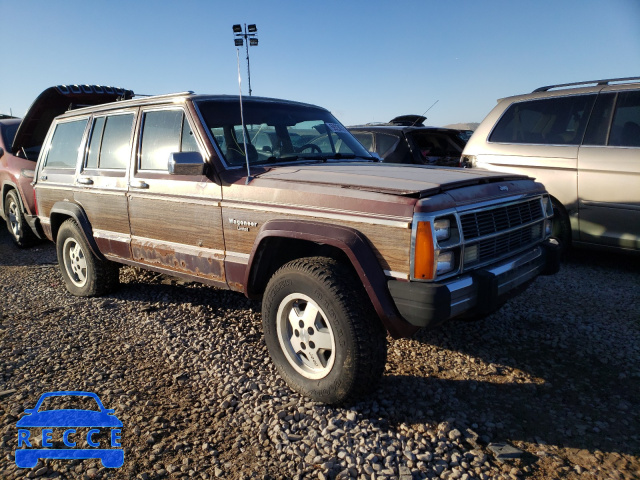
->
[12,85,134,154]
[254,162,529,197]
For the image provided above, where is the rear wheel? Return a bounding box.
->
[262,257,387,404]
[4,189,38,247]
[56,219,120,296]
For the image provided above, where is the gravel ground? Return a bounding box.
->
[0,227,639,480]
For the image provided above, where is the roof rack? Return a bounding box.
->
[133,91,194,99]
[533,76,640,93]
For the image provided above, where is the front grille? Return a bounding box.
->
[460,199,542,240]
[471,223,542,264]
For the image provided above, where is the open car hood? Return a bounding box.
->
[11,85,133,154]
[255,162,530,197]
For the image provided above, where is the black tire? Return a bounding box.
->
[262,256,387,404]
[552,204,571,255]
[4,189,38,247]
[56,219,120,297]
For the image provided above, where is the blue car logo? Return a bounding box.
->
[15,391,123,468]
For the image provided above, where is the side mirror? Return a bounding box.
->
[168,152,205,176]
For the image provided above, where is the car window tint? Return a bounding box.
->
[609,91,640,147]
[375,133,399,156]
[86,116,106,169]
[490,95,596,145]
[583,93,615,146]
[140,110,182,170]
[44,119,88,168]
[352,132,373,151]
[99,114,134,169]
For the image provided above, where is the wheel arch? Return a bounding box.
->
[245,219,418,338]
[50,201,105,260]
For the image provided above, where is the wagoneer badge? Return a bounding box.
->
[499,185,509,191]
[229,218,258,232]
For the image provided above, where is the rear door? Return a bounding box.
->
[74,110,137,259]
[578,89,640,249]
[126,106,226,285]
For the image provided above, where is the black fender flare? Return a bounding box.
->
[50,201,105,260]
[245,219,418,338]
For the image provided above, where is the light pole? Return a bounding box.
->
[233,23,258,96]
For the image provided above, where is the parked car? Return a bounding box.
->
[348,115,468,166]
[462,77,640,253]
[32,92,559,404]
[0,85,133,246]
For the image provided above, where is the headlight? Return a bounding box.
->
[434,218,451,242]
[436,250,455,275]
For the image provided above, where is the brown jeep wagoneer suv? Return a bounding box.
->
[33,90,560,403]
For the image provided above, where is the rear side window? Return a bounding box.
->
[98,114,135,169]
[610,91,640,147]
[490,95,596,145]
[44,119,88,168]
[140,109,197,170]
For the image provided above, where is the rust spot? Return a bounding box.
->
[131,240,224,281]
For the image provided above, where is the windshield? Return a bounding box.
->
[196,99,373,167]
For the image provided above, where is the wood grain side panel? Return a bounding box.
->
[74,191,130,234]
[128,196,224,249]
[35,187,73,218]
[222,207,411,273]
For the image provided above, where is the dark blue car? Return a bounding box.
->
[15,391,123,468]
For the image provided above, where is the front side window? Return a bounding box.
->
[490,95,596,145]
[140,109,198,170]
[44,119,88,168]
[197,100,372,167]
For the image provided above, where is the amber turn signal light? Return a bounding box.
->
[414,221,434,280]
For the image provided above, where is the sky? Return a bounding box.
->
[1,0,639,127]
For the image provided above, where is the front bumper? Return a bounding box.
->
[388,239,560,328]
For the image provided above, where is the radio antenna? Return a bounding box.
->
[237,48,252,184]
[412,100,439,126]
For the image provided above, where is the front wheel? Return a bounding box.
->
[262,257,387,404]
[56,219,120,296]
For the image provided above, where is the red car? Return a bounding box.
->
[0,85,133,246]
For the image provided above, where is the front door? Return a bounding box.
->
[126,107,226,285]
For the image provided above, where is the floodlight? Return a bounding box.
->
[235,39,243,46]
[247,24,257,32]
[250,38,258,46]
[233,24,242,33]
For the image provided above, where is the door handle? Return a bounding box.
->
[130,180,149,189]
[77,176,94,185]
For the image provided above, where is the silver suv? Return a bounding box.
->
[462,77,640,253]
